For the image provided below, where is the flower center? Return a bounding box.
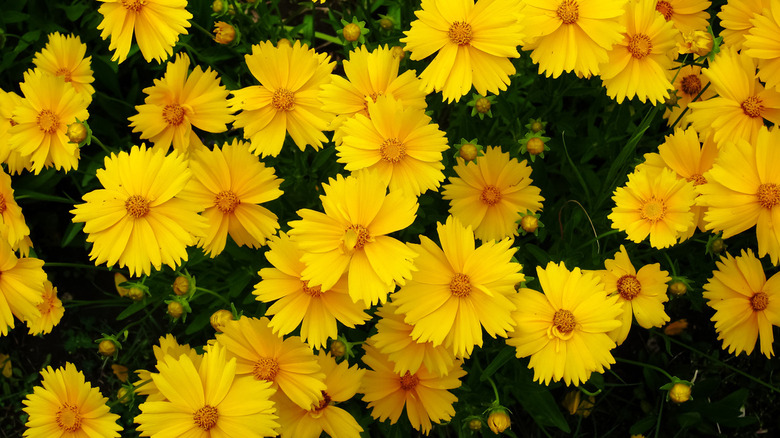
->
[757,183,780,209]
[125,195,150,218]
[640,197,666,222]
[162,103,186,126]
[751,292,769,311]
[741,96,763,118]
[616,275,641,300]
[56,403,82,432]
[399,371,419,390]
[37,109,60,134]
[480,185,502,206]
[449,273,472,298]
[301,280,323,297]
[379,138,406,163]
[685,173,707,186]
[556,0,579,24]
[121,0,146,11]
[362,91,384,113]
[655,0,674,21]
[680,74,702,97]
[313,391,332,412]
[448,21,473,46]
[628,34,653,59]
[344,225,371,250]
[193,405,219,431]
[214,190,240,213]
[0,194,6,214]
[272,88,295,111]
[252,357,280,381]
[553,309,576,334]
[55,67,73,82]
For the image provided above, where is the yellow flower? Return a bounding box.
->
[0,168,31,251]
[214,316,327,410]
[599,245,671,345]
[668,382,692,403]
[213,21,236,44]
[654,0,711,34]
[662,64,716,128]
[744,1,780,90]
[178,140,283,257]
[392,216,524,358]
[25,281,64,336]
[442,146,544,242]
[717,0,771,51]
[0,89,22,165]
[70,145,208,276]
[609,167,696,249]
[487,409,511,433]
[507,262,622,386]
[688,48,780,148]
[97,0,192,63]
[134,334,202,401]
[288,171,418,306]
[22,363,121,437]
[32,32,95,104]
[129,53,233,155]
[231,41,335,157]
[9,70,89,174]
[0,239,46,336]
[697,127,780,265]
[703,249,780,357]
[253,232,371,350]
[276,351,364,438]
[521,0,626,78]
[135,345,279,437]
[337,96,448,196]
[401,0,525,102]
[361,341,466,435]
[0,353,11,378]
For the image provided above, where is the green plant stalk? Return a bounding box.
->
[615,357,674,381]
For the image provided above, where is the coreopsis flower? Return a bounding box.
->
[599,245,671,345]
[22,363,121,437]
[697,127,780,265]
[361,341,466,435]
[178,140,282,257]
[676,30,714,56]
[214,316,327,410]
[231,41,335,157]
[96,0,192,63]
[134,334,202,401]
[70,145,208,276]
[337,96,448,196]
[507,262,623,386]
[663,64,715,128]
[392,216,524,358]
[129,53,233,155]
[276,351,364,438]
[600,0,679,104]
[401,0,525,102]
[32,32,95,104]
[744,1,780,90]
[288,171,418,306]
[370,302,456,376]
[135,345,279,437]
[442,146,543,242]
[8,70,88,174]
[0,168,31,251]
[703,249,780,357]
[0,89,23,164]
[253,232,371,350]
[717,0,771,51]
[654,0,711,34]
[25,281,64,336]
[521,0,626,78]
[0,239,46,336]
[609,167,696,249]
[689,48,780,148]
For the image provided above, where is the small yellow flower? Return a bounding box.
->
[487,409,511,434]
[668,382,692,403]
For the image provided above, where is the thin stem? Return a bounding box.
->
[615,357,674,381]
[195,287,231,305]
[90,135,112,154]
[653,395,664,438]
[191,20,215,39]
[486,376,501,405]
[662,251,677,278]
[670,82,711,129]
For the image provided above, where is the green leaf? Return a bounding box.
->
[480,346,515,382]
[629,416,655,435]
[60,222,84,247]
[513,381,571,433]
[116,300,148,321]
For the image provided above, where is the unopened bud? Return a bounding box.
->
[98,339,117,357]
[526,137,545,155]
[391,46,405,60]
[213,21,236,45]
[487,410,511,434]
[66,122,87,144]
[342,23,361,42]
[669,383,691,404]
[167,302,184,319]
[330,339,346,358]
[468,418,482,430]
[475,97,491,114]
[210,309,233,332]
[459,144,478,161]
[173,276,190,296]
[520,215,539,233]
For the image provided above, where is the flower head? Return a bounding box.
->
[0,168,31,251]
[654,0,711,34]
[25,281,64,336]
[662,64,716,128]
[744,1,780,90]
[0,239,46,336]
[32,32,95,103]
[717,0,771,51]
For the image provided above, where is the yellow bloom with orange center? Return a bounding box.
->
[0,238,46,337]
[0,168,31,252]
[717,0,771,51]
[0,89,23,165]
[25,281,64,336]
[744,1,780,90]
[653,0,710,34]
[32,32,95,104]
[662,64,715,128]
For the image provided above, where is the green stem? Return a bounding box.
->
[662,251,677,278]
[191,20,215,39]
[654,395,664,438]
[90,135,112,154]
[615,357,674,381]
[282,25,343,46]
[670,82,711,130]
[195,287,231,305]
[486,376,501,405]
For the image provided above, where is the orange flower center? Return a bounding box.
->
[379,138,406,163]
[628,34,653,59]
[553,309,576,334]
[640,197,666,222]
[757,183,780,209]
[556,0,579,24]
[616,275,641,300]
[344,224,371,250]
[313,391,332,412]
[272,88,295,111]
[449,273,472,298]
[125,195,150,218]
[214,190,240,213]
[751,292,769,311]
[37,109,60,134]
[55,67,73,82]
[56,403,82,432]
[252,357,280,381]
[655,0,674,21]
[741,96,763,118]
[193,405,219,431]
[121,0,146,12]
[680,74,702,97]
[0,193,6,214]
[301,280,323,297]
[685,173,707,186]
[480,185,502,206]
[448,21,473,46]
[38,292,57,315]
[399,371,419,390]
[162,103,186,126]
[362,91,384,113]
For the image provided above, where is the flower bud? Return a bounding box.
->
[530,120,544,133]
[391,46,405,60]
[468,418,482,430]
[711,238,725,254]
[210,309,233,332]
[117,387,131,404]
[664,319,688,336]
[526,137,545,155]
[212,0,224,13]
[487,409,511,434]
[167,301,184,319]
[127,287,145,301]
[379,17,394,30]
[66,122,87,144]
[669,281,687,296]
[114,273,130,297]
[669,382,692,404]
[173,276,190,296]
[459,143,478,161]
[213,21,236,45]
[475,97,491,114]
[342,23,361,42]
[98,339,117,357]
[520,215,539,233]
[330,339,346,358]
